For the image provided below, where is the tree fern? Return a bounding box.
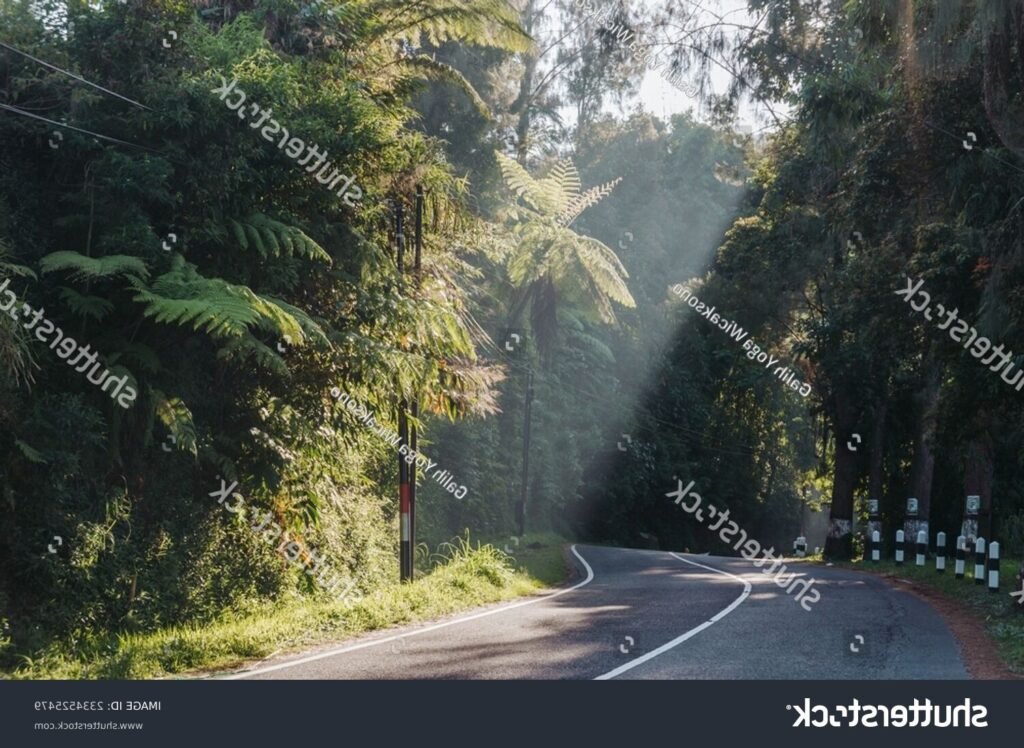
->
[131,256,306,342]
[228,214,331,263]
[40,251,149,282]
[494,151,634,352]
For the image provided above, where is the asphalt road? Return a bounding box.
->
[222,544,968,680]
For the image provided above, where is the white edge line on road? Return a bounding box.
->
[594,552,752,681]
[222,544,596,679]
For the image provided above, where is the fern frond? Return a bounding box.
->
[495,152,551,213]
[556,178,622,227]
[133,283,262,338]
[537,160,581,215]
[399,56,492,118]
[574,236,636,309]
[132,259,307,342]
[264,297,330,346]
[229,219,249,250]
[0,235,35,279]
[41,251,149,282]
[230,215,331,264]
[154,391,198,456]
[216,335,291,376]
[199,444,238,481]
[0,261,36,279]
[244,223,267,257]
[566,327,616,366]
[373,0,532,52]
[58,287,115,321]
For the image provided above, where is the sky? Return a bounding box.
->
[606,0,783,132]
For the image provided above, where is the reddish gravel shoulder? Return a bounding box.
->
[852,568,1020,680]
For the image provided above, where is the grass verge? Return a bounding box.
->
[3,533,571,680]
[839,556,1024,676]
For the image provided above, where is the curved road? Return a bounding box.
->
[222,545,968,680]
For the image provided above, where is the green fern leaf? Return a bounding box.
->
[217,335,291,376]
[538,160,581,215]
[229,219,249,250]
[556,178,622,227]
[58,287,115,321]
[153,391,198,456]
[41,251,149,282]
[495,152,551,213]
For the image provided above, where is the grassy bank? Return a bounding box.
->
[3,534,571,680]
[841,556,1024,675]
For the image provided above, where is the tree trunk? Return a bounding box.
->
[513,0,538,164]
[962,424,994,542]
[906,357,941,544]
[868,400,887,505]
[866,399,887,544]
[825,392,858,559]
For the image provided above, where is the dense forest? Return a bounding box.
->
[1,0,1023,674]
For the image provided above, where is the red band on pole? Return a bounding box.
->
[400,483,411,514]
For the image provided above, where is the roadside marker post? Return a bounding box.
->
[935,531,946,573]
[987,541,1000,593]
[915,530,926,566]
[955,535,966,578]
[974,537,986,585]
[794,536,806,558]
[870,530,880,563]
[895,530,905,565]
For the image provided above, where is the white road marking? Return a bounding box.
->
[222,545,596,679]
[594,552,752,680]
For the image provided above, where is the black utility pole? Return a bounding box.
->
[517,367,534,537]
[410,186,423,576]
[396,200,412,582]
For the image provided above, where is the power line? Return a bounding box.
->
[0,41,153,112]
[0,103,161,153]
[921,118,1024,180]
